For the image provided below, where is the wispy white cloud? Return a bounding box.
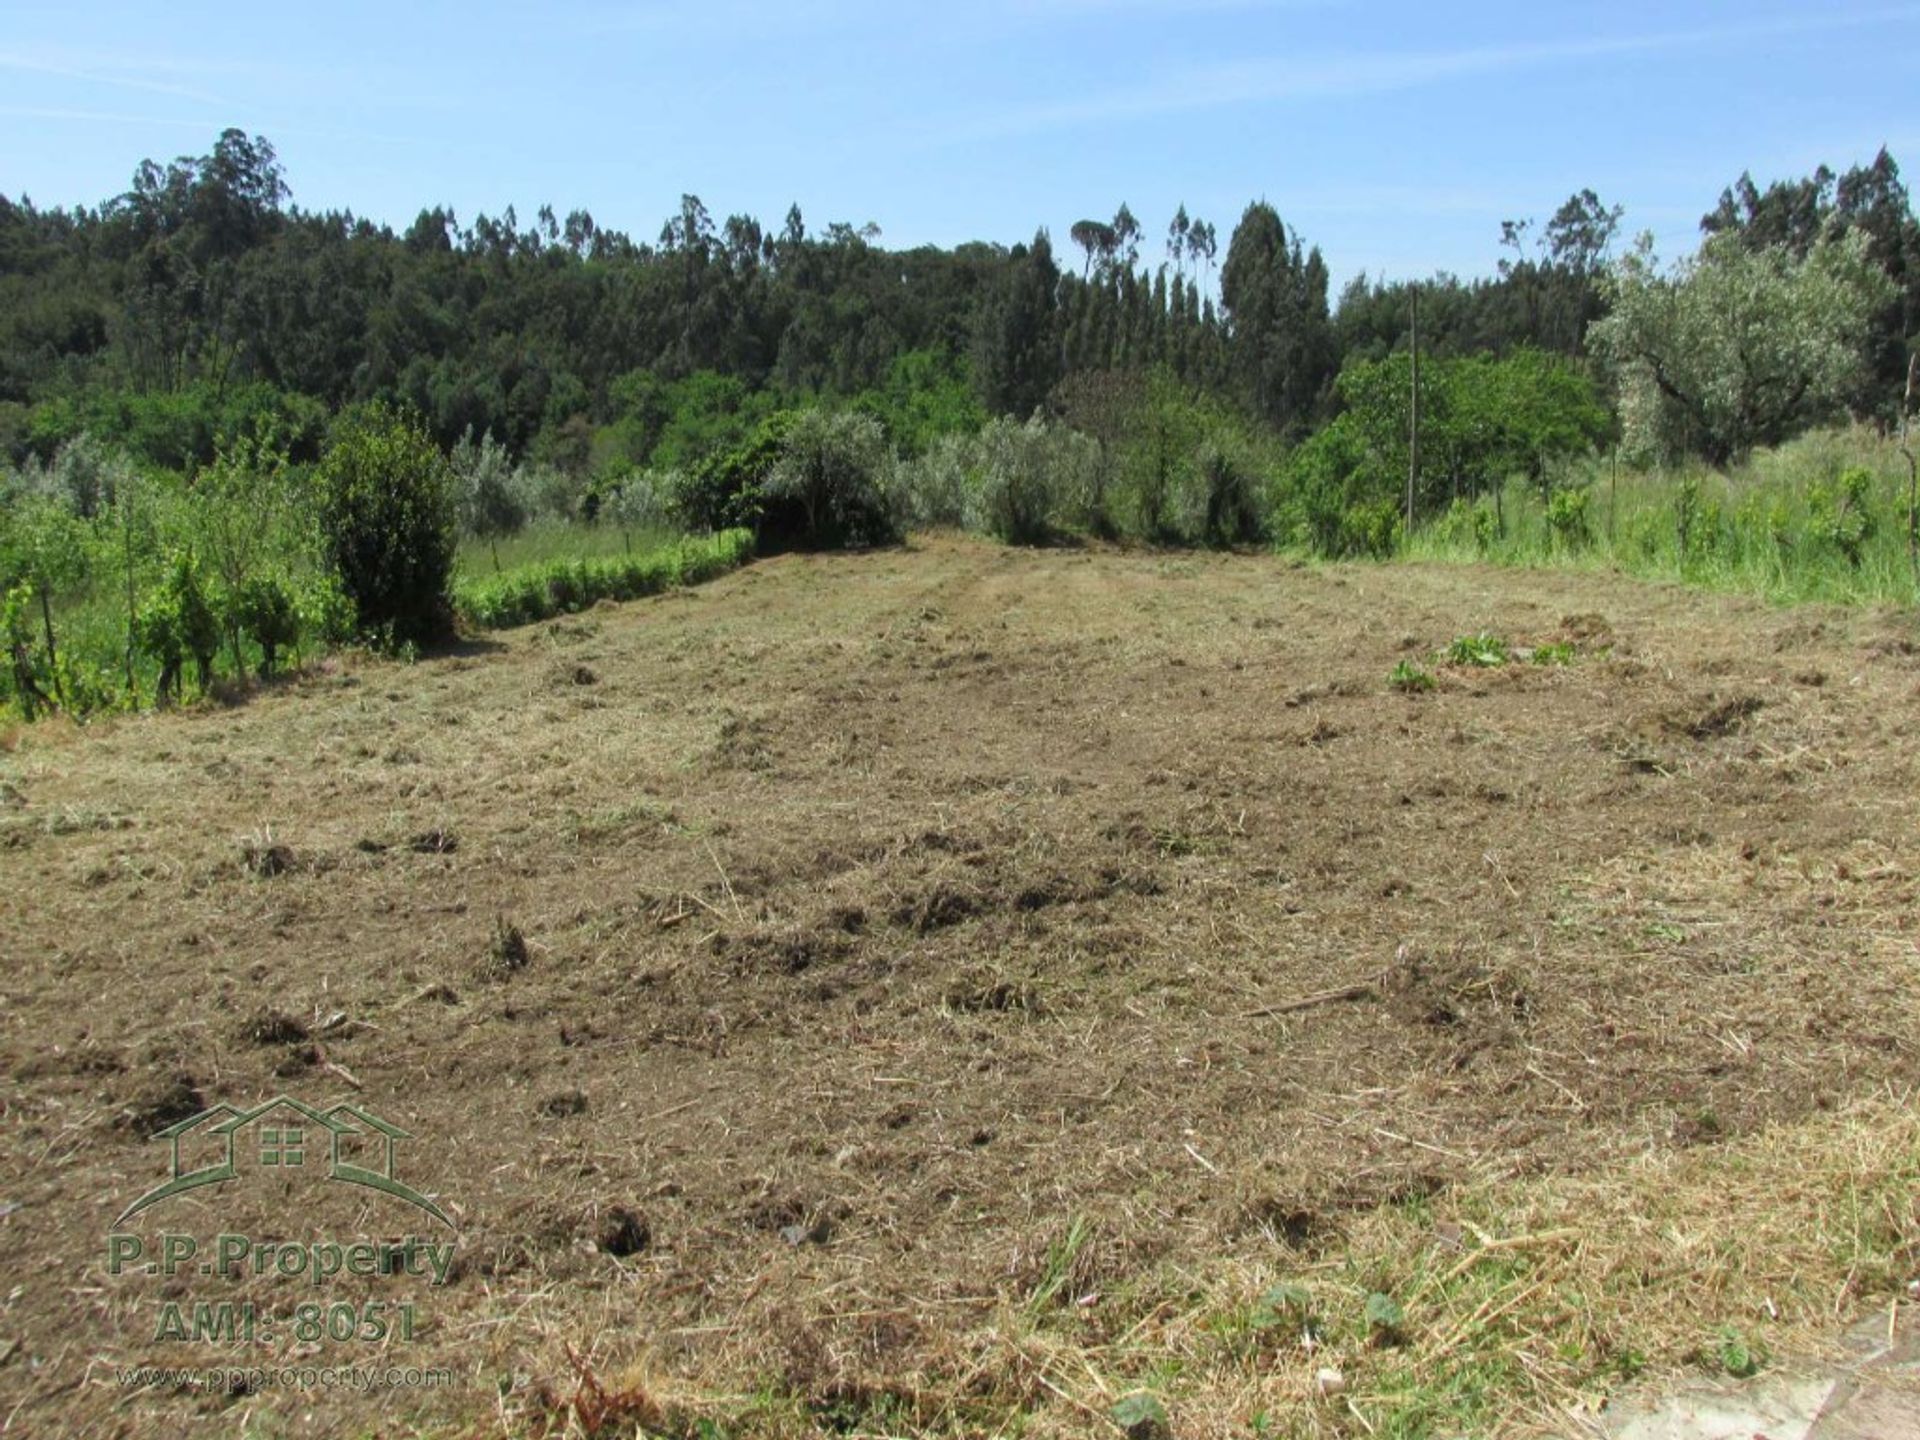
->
[0,47,226,103]
[936,5,1920,142]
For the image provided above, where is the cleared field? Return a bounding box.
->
[2,536,1919,1438]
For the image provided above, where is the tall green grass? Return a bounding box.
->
[1405,426,1920,606]
[453,528,754,631]
[455,519,670,579]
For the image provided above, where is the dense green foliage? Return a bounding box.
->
[1278,349,1613,554]
[316,403,457,648]
[0,127,1713,475]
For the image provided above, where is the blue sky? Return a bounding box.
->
[2,1,1915,290]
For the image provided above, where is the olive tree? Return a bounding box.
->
[1591,230,1894,464]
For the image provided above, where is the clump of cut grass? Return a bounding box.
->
[480,915,531,979]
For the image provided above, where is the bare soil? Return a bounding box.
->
[3,535,1919,1437]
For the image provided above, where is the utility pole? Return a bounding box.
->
[1903,351,1917,583]
[1405,284,1420,544]
[1609,445,1619,549]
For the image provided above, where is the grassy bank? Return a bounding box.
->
[1406,426,1920,607]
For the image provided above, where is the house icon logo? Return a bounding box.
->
[117,1094,453,1228]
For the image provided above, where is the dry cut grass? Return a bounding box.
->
[1,536,1917,1438]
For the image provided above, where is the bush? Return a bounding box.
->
[1807,465,1877,567]
[11,432,139,519]
[964,416,1098,545]
[231,575,301,678]
[1308,497,1402,559]
[2,582,50,719]
[1280,418,1403,558]
[137,552,221,703]
[1178,438,1266,546]
[1434,497,1500,553]
[967,418,1056,544]
[1545,487,1591,550]
[674,413,794,535]
[600,468,676,538]
[895,434,972,529]
[317,403,457,648]
[450,429,533,553]
[762,409,898,548]
[1673,474,1725,573]
[299,574,356,647]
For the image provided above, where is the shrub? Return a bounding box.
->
[962,416,1098,545]
[967,418,1055,544]
[895,433,972,529]
[1179,439,1266,546]
[137,552,221,703]
[450,429,533,557]
[600,468,676,540]
[1807,465,1877,568]
[1434,497,1500,553]
[2,582,50,719]
[13,432,140,519]
[1332,498,1403,559]
[300,573,356,647]
[317,403,457,648]
[674,412,794,535]
[231,575,301,678]
[186,431,299,676]
[0,493,89,707]
[524,462,590,525]
[1545,487,1591,549]
[761,409,898,548]
[1673,474,1725,571]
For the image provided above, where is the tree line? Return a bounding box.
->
[2,131,1917,722]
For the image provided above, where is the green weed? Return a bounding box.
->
[1389,659,1436,692]
[1443,632,1511,667]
